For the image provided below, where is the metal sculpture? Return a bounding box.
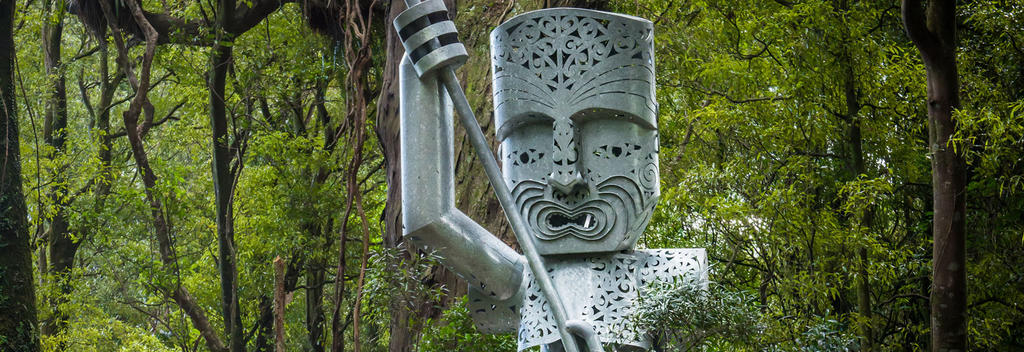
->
[492,10,659,255]
[395,2,706,351]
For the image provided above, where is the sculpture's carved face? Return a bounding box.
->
[491,9,659,255]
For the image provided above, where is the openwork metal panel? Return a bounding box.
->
[491,9,657,136]
[468,249,708,350]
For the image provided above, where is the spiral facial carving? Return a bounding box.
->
[510,161,657,244]
[637,153,659,194]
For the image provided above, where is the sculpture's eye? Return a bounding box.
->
[507,148,545,166]
[592,143,642,159]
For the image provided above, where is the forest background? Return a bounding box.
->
[0,0,1022,351]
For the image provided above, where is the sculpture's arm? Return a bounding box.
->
[399,56,525,300]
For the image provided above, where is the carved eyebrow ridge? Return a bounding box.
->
[494,68,561,91]
[567,64,654,102]
[493,88,556,110]
[568,75,654,106]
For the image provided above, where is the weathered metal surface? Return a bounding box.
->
[396,2,583,350]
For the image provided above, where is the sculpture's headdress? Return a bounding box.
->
[491,9,656,138]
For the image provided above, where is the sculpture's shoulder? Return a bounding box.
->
[635,248,708,287]
[467,248,708,350]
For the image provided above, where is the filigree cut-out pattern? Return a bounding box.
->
[494,9,659,255]
[550,119,579,181]
[508,148,545,166]
[495,14,649,91]
[594,143,641,159]
[492,10,656,123]
[505,250,707,350]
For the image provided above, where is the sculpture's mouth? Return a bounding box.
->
[510,176,652,242]
[547,212,595,230]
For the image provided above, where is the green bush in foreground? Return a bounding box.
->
[418,297,518,352]
[632,280,857,352]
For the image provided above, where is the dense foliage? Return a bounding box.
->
[0,0,1020,351]
[627,0,1023,350]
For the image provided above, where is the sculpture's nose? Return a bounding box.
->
[547,118,586,196]
[548,169,583,194]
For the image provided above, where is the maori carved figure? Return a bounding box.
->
[494,10,659,254]
[396,3,706,351]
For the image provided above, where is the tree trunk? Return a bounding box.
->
[40,1,78,343]
[377,0,404,266]
[88,41,119,243]
[376,0,424,234]
[901,1,967,351]
[307,86,336,352]
[838,28,874,350]
[210,0,243,350]
[0,0,41,349]
[375,2,415,351]
[254,255,301,352]
[330,232,347,352]
[306,251,326,352]
[273,257,287,352]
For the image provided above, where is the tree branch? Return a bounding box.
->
[901,0,939,60]
[70,45,101,61]
[75,0,295,46]
[678,81,791,104]
[107,101,183,139]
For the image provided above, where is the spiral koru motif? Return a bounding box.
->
[637,158,658,192]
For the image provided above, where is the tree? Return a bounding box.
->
[97,1,230,349]
[0,0,41,350]
[209,0,244,350]
[902,0,967,350]
[38,0,76,343]
[631,0,938,349]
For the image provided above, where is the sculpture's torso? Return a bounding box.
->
[470,249,707,350]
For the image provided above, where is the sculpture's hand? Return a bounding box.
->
[399,57,524,300]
